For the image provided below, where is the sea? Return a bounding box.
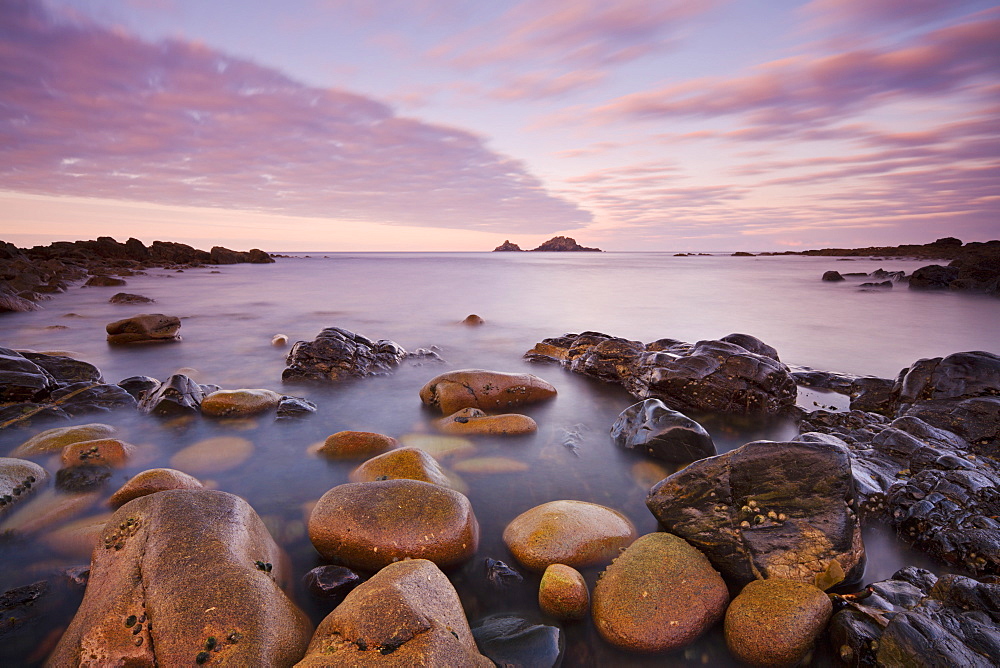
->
[1,251,997,665]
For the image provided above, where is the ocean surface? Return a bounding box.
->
[1,252,997,665]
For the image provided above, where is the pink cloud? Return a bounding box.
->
[0,1,589,232]
[595,11,1000,132]
[802,0,978,30]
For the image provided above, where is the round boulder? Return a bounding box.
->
[348,447,452,488]
[419,369,557,414]
[108,468,204,508]
[61,439,135,469]
[200,388,282,417]
[308,479,479,571]
[610,398,716,463]
[12,423,118,457]
[318,431,399,459]
[592,532,729,653]
[435,407,538,436]
[725,578,833,667]
[539,564,590,620]
[502,500,636,572]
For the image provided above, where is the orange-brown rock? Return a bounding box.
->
[308,479,479,571]
[108,468,204,508]
[435,407,537,436]
[724,578,833,667]
[47,490,312,667]
[539,564,590,620]
[502,500,636,572]
[200,388,283,417]
[592,532,728,653]
[105,313,181,344]
[348,447,452,488]
[12,423,117,457]
[295,559,492,667]
[419,369,557,414]
[318,431,399,460]
[61,439,136,469]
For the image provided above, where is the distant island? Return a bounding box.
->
[493,236,603,252]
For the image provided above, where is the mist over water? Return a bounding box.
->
[1,252,995,665]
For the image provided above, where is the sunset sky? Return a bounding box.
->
[1,0,997,251]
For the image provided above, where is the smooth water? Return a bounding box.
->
[0,252,996,665]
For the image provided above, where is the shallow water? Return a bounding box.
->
[0,252,995,665]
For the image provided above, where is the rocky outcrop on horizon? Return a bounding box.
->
[0,237,275,312]
[492,236,602,252]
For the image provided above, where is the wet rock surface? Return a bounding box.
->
[434,407,538,436]
[419,369,557,414]
[526,331,797,414]
[610,398,716,463]
[538,563,589,620]
[48,489,313,667]
[296,559,492,667]
[503,499,637,572]
[348,447,453,487]
[302,566,363,606]
[200,388,282,417]
[308,479,479,571]
[137,373,207,416]
[647,439,866,587]
[471,614,564,668]
[829,567,1000,667]
[0,457,47,515]
[108,468,204,508]
[317,431,399,460]
[592,532,729,653]
[282,327,408,383]
[106,313,181,344]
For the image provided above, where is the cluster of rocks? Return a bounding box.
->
[815,238,1000,296]
[493,236,603,252]
[2,318,998,666]
[0,237,274,313]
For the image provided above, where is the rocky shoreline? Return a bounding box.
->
[1,303,997,665]
[0,237,274,313]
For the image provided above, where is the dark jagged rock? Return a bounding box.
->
[84,275,127,287]
[0,285,39,312]
[526,331,796,415]
[530,236,602,252]
[610,398,716,464]
[493,240,523,252]
[870,268,906,281]
[471,614,564,668]
[274,395,317,421]
[791,368,896,414]
[909,264,960,289]
[829,569,1000,667]
[646,439,865,587]
[137,373,206,416]
[282,327,407,383]
[117,375,161,400]
[21,353,103,385]
[106,313,181,344]
[48,382,138,416]
[894,351,1000,412]
[0,348,55,402]
[302,565,363,605]
[859,280,892,289]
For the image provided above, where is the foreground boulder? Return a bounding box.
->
[47,490,312,666]
[610,398,716,463]
[308,479,479,571]
[105,313,181,344]
[282,327,407,383]
[724,578,832,667]
[502,500,636,572]
[592,532,728,653]
[295,559,492,667]
[525,332,796,414]
[419,369,557,414]
[647,439,865,587]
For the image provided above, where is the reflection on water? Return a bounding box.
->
[1,252,996,665]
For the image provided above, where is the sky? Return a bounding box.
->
[1,0,997,252]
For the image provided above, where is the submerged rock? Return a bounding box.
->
[647,439,865,587]
[108,292,154,304]
[435,407,538,436]
[0,457,47,516]
[308,479,479,571]
[200,388,282,417]
[296,559,491,667]
[610,398,716,463]
[471,614,564,668]
[822,270,845,281]
[502,500,636,572]
[48,490,313,666]
[12,423,118,457]
[318,431,399,460]
[282,326,407,383]
[419,369,557,414]
[274,395,317,421]
[525,332,796,415]
[592,532,728,653]
[302,565,363,606]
